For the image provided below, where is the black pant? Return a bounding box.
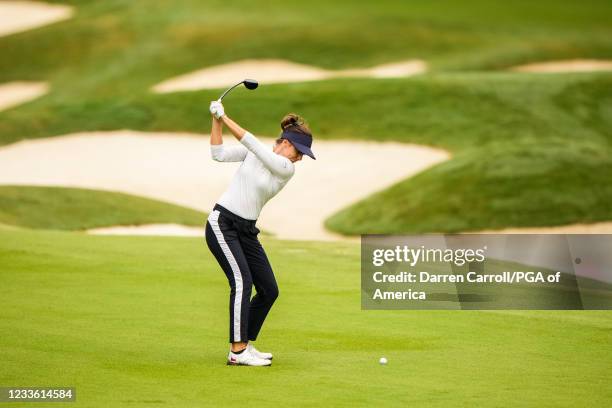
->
[205,203,279,343]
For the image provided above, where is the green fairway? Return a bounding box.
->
[0,185,206,230]
[0,228,610,407]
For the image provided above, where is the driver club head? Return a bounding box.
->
[243,79,258,90]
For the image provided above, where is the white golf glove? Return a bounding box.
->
[209,100,225,119]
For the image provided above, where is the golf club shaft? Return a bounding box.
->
[217,81,243,102]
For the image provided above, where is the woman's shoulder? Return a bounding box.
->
[278,155,295,178]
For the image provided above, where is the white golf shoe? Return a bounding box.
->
[247,343,273,360]
[227,347,271,366]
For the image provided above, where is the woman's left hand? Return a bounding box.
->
[210,100,225,119]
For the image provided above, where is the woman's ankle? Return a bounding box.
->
[231,342,248,352]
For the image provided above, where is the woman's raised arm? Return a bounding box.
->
[221,115,293,179]
[210,115,247,162]
[210,115,223,145]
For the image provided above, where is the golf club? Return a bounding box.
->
[217,79,258,102]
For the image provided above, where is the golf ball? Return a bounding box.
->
[379,357,388,365]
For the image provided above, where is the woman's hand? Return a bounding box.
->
[210,102,247,142]
[209,100,225,119]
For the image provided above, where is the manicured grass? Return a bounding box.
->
[0,228,610,407]
[0,185,206,230]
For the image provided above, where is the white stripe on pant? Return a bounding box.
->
[208,210,243,342]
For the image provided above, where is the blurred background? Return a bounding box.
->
[0,0,611,239]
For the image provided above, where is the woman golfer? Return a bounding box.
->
[205,100,315,366]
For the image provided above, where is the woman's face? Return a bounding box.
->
[274,139,303,162]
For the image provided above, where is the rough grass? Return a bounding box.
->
[0,1,611,234]
[318,73,612,233]
[1,74,610,234]
[1,0,612,144]
[0,228,610,407]
[0,185,206,230]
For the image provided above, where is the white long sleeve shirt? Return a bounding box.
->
[211,131,295,220]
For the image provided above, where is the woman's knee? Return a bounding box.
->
[267,285,279,303]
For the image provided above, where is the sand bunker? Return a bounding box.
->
[0,130,449,241]
[88,220,612,239]
[86,224,361,241]
[0,81,48,111]
[152,59,427,93]
[0,1,73,37]
[511,59,612,73]
[87,224,205,237]
[470,222,612,234]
